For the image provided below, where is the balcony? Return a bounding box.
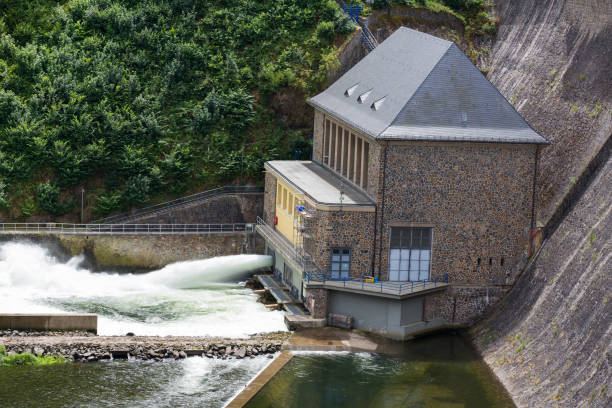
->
[304,271,449,299]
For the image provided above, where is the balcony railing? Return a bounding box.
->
[305,271,449,297]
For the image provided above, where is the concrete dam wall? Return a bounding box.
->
[468,2,611,407]
[470,151,610,408]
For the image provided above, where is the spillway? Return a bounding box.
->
[0,241,286,337]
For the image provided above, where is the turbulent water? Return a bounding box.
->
[0,241,286,337]
[0,356,272,408]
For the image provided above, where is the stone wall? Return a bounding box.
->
[307,209,375,278]
[424,286,507,326]
[303,287,329,319]
[375,141,537,285]
[263,172,277,226]
[55,233,263,271]
[123,193,263,225]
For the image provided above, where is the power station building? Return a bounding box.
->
[256,27,549,339]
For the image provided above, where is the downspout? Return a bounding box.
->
[376,141,389,280]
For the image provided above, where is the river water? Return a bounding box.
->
[0,240,286,337]
[0,334,514,407]
[247,334,515,408]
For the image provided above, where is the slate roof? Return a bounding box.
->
[308,27,549,144]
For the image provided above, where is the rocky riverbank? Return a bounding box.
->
[1,332,290,363]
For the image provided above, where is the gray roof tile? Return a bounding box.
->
[308,27,549,145]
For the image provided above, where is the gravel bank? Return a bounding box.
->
[1,331,290,362]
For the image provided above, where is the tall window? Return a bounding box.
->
[330,248,351,280]
[389,227,432,281]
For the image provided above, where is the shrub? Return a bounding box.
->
[316,21,335,42]
[37,181,72,216]
[122,174,151,206]
[0,181,9,210]
[93,192,121,217]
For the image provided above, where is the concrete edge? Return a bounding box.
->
[0,314,98,334]
[224,351,294,408]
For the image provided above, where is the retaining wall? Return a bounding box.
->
[122,193,263,225]
[1,233,263,271]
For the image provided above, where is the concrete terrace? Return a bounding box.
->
[265,161,375,208]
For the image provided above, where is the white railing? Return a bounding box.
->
[0,223,254,235]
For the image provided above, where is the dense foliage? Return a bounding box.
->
[0,0,355,219]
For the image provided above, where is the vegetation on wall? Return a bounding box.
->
[372,0,497,38]
[0,0,356,219]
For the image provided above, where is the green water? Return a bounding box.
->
[0,334,513,407]
[247,334,515,408]
[0,356,269,408]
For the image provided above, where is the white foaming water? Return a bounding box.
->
[0,241,286,337]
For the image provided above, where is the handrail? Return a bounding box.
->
[338,0,378,51]
[0,223,255,235]
[92,185,264,224]
[255,216,324,275]
[305,271,449,295]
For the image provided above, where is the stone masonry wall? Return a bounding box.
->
[313,109,325,163]
[263,172,277,226]
[307,209,376,278]
[376,141,537,285]
[424,286,507,326]
[303,287,330,319]
[124,193,263,225]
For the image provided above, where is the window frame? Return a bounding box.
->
[388,226,433,282]
[330,247,351,280]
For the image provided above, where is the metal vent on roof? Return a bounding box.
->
[344,83,359,97]
[357,89,372,104]
[370,96,386,111]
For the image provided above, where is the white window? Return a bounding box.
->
[389,227,432,281]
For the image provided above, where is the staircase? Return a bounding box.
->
[339,1,379,51]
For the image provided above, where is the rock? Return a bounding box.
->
[171,350,180,359]
[178,351,187,359]
[87,356,98,362]
[33,347,44,356]
[236,347,246,359]
[126,332,135,337]
[99,353,111,360]
[267,354,274,359]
